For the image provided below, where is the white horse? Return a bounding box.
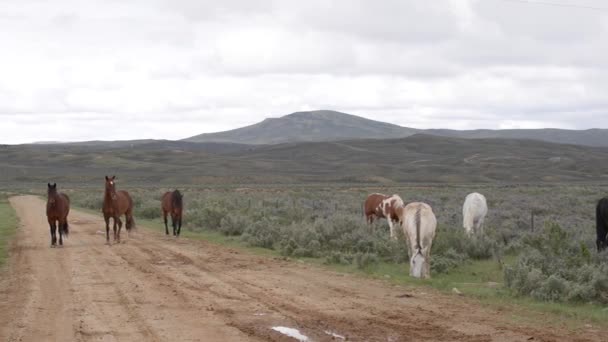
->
[463,192,488,236]
[397,202,437,279]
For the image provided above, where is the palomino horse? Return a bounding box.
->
[161,190,183,236]
[363,193,404,239]
[102,176,135,244]
[396,202,437,279]
[46,183,70,247]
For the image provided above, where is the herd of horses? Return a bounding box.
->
[46,178,608,278]
[364,192,487,278]
[46,176,183,247]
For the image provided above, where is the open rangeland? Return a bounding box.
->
[0,195,604,342]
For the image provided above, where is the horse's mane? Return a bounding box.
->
[172,190,183,208]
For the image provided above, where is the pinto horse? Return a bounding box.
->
[102,176,135,244]
[46,183,70,247]
[363,193,404,240]
[162,190,183,236]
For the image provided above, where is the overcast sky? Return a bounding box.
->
[1,0,607,143]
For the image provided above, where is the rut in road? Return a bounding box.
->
[0,195,601,342]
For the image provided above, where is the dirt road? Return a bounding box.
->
[0,196,600,341]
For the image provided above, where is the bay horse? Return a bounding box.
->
[162,190,183,236]
[363,193,404,239]
[46,183,70,247]
[596,197,608,252]
[102,176,135,244]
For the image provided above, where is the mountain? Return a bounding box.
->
[184,109,608,147]
[3,134,608,186]
[184,110,419,144]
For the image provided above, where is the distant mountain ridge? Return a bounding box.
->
[185,109,608,147]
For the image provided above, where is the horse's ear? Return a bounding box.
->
[53,183,56,188]
[48,183,51,188]
[105,175,109,181]
[112,175,116,180]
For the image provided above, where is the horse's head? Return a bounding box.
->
[172,189,183,207]
[47,183,57,203]
[105,175,117,200]
[410,252,426,278]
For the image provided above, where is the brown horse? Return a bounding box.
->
[102,176,135,244]
[46,183,70,247]
[162,190,183,236]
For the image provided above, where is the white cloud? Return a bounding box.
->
[1,0,607,143]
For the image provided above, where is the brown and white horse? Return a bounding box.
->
[364,193,404,239]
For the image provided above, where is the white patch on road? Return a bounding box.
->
[271,327,309,341]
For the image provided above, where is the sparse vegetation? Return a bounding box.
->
[66,183,606,306]
[0,196,18,267]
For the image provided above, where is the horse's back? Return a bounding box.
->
[116,190,134,213]
[463,192,487,217]
[364,193,387,215]
[60,193,70,206]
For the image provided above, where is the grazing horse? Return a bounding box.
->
[463,192,488,236]
[102,176,135,244]
[396,202,437,279]
[46,183,70,247]
[161,190,183,236]
[596,197,608,252]
[364,193,404,239]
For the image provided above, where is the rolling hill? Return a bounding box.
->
[3,134,608,186]
[184,110,419,144]
[184,110,608,147]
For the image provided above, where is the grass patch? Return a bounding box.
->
[0,198,18,268]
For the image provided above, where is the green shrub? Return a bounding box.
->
[504,221,608,304]
[219,214,250,236]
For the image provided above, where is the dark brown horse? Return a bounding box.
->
[102,176,135,244]
[162,190,183,236]
[46,183,70,247]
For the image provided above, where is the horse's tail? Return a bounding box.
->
[126,214,136,231]
[415,204,422,252]
[62,221,69,237]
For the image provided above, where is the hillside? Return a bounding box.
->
[184,109,608,147]
[427,128,608,147]
[185,110,419,144]
[2,135,608,186]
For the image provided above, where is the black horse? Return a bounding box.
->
[596,197,608,252]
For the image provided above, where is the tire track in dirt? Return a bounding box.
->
[0,195,602,342]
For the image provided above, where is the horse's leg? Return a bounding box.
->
[58,220,64,247]
[49,221,56,247]
[112,217,118,243]
[117,216,123,243]
[172,214,177,236]
[177,216,182,237]
[388,218,397,240]
[104,216,111,245]
[163,210,169,235]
